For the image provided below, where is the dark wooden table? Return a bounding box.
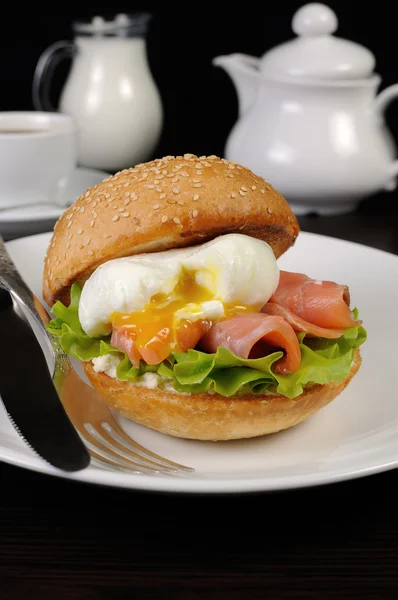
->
[1,192,398,599]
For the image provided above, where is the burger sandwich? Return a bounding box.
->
[43,154,366,441]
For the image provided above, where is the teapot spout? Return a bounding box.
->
[213,53,261,117]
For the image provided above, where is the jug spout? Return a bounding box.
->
[213,53,261,117]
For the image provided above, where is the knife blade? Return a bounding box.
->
[0,287,90,472]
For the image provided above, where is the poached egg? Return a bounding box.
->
[79,233,280,356]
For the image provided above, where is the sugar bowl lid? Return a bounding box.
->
[259,3,376,81]
[73,13,151,37]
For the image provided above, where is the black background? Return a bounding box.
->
[2,3,398,598]
[2,1,398,166]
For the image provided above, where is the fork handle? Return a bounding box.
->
[0,236,51,337]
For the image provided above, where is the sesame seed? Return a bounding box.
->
[231,192,237,198]
[92,211,97,218]
[66,241,70,249]
[66,213,72,220]
[124,198,130,205]
[167,173,175,178]
[171,177,179,183]
[92,201,98,207]
[90,220,95,228]
[193,194,200,201]
[80,207,85,213]
[227,174,235,178]
[173,217,181,224]
[267,207,273,214]
[192,210,199,218]
[177,200,184,205]
[260,189,265,194]
[180,171,189,177]
[121,211,130,217]
[193,178,202,183]
[159,193,166,200]
[147,184,155,189]
[193,183,202,188]
[156,187,162,193]
[251,185,256,190]
[112,215,119,222]
[239,190,247,196]
[172,187,180,194]
[83,236,91,246]
[103,233,111,238]
[67,220,73,228]
[153,204,160,210]
[105,193,111,199]
[125,191,130,197]
[196,170,202,175]
[228,164,235,170]
[88,250,94,255]
[161,215,168,223]
[241,186,248,192]
[77,228,83,235]
[85,190,90,197]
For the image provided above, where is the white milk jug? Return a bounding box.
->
[32,13,163,171]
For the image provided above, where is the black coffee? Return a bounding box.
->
[0,128,48,134]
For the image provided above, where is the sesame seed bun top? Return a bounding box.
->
[42,154,300,307]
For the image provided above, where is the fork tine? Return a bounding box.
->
[80,434,165,474]
[84,423,178,473]
[89,454,143,474]
[101,421,194,472]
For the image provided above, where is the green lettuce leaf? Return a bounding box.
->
[46,283,367,400]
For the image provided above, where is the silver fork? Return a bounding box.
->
[0,236,193,476]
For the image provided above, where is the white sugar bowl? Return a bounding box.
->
[214,3,398,215]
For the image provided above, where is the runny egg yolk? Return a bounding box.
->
[111,269,254,362]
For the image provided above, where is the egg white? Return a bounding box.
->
[78,233,280,337]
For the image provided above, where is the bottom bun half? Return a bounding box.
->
[83,349,361,441]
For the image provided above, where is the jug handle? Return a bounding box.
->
[32,41,75,112]
[375,84,398,181]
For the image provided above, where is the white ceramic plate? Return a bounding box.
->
[0,167,110,239]
[1,231,397,493]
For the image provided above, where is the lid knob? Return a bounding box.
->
[292,3,338,37]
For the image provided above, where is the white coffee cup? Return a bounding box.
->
[0,111,76,210]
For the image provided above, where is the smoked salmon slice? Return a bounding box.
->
[111,320,211,367]
[261,303,345,339]
[269,271,359,330]
[199,314,301,374]
[111,327,142,367]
